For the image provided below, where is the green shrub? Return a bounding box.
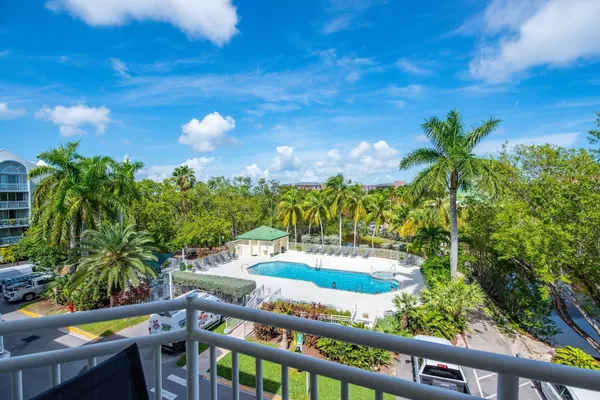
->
[420,256,451,286]
[172,271,256,304]
[317,323,391,370]
[552,346,600,370]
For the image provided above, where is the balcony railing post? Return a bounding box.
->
[255,358,263,399]
[210,345,217,400]
[11,370,23,400]
[281,364,289,400]
[50,363,61,387]
[186,294,199,400]
[154,345,162,400]
[310,372,318,400]
[232,351,239,400]
[498,373,519,400]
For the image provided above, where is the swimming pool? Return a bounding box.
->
[248,261,399,294]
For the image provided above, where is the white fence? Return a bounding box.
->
[1,295,600,400]
[296,243,425,267]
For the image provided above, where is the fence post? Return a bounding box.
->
[185,294,199,400]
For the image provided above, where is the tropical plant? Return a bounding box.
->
[324,174,352,246]
[303,191,330,245]
[172,165,196,191]
[70,223,158,307]
[552,346,600,370]
[343,184,369,248]
[111,159,144,223]
[392,292,419,327]
[400,110,503,278]
[275,188,304,243]
[366,191,389,248]
[412,225,450,257]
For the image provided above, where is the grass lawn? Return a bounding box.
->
[176,321,227,367]
[20,299,149,337]
[215,342,394,400]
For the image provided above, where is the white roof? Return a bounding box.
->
[571,386,600,400]
[0,149,37,172]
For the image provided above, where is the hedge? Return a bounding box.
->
[172,272,256,304]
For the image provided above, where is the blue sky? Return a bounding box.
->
[1,0,599,183]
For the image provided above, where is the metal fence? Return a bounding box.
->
[295,242,425,267]
[2,296,599,400]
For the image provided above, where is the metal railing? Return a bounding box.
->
[0,236,21,246]
[0,201,28,210]
[299,243,425,266]
[0,183,28,192]
[0,218,29,228]
[1,296,600,400]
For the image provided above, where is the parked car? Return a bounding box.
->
[540,381,598,400]
[411,335,471,394]
[148,290,224,351]
[2,272,53,302]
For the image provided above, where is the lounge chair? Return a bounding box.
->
[228,249,238,260]
[218,253,228,263]
[334,247,341,256]
[222,251,231,262]
[327,247,334,256]
[305,246,312,253]
[318,246,325,255]
[209,255,219,267]
[351,248,358,258]
[340,247,347,257]
[362,249,370,259]
[202,258,211,269]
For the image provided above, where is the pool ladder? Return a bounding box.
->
[354,284,364,294]
[314,259,322,270]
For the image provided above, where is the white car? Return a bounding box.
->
[148,290,224,351]
[540,381,599,400]
[412,335,471,394]
[2,273,53,303]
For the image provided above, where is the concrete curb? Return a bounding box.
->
[201,373,281,400]
[18,309,101,342]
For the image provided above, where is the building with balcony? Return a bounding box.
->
[0,149,37,247]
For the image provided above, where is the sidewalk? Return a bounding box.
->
[197,322,246,373]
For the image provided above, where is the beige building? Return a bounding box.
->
[234,226,290,257]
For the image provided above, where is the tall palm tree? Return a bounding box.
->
[367,191,390,248]
[324,174,351,246]
[276,188,304,243]
[172,165,196,191]
[29,142,82,247]
[303,191,330,245]
[343,184,369,248]
[400,110,503,278]
[111,159,144,224]
[70,223,158,307]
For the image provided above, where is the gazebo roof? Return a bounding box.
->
[235,226,289,241]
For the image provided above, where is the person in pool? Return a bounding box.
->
[332,281,336,289]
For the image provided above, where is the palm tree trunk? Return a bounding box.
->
[338,214,342,246]
[320,219,324,245]
[97,205,101,226]
[308,220,312,237]
[294,224,297,244]
[353,220,358,248]
[449,187,459,279]
[70,223,76,249]
[119,212,123,225]
[371,224,376,248]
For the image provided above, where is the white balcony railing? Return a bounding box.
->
[1,295,600,400]
[0,201,29,210]
[0,219,29,228]
[0,236,21,246]
[0,183,28,192]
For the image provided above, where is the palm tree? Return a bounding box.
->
[324,174,351,246]
[70,223,158,307]
[303,191,330,245]
[276,188,304,244]
[111,159,144,224]
[342,184,369,248]
[412,225,451,257]
[400,110,503,278]
[172,165,196,191]
[366,191,390,248]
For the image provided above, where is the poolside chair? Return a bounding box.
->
[202,258,211,270]
[334,247,341,256]
[222,251,231,262]
[218,252,228,263]
[228,249,238,260]
[317,246,324,255]
[351,248,358,258]
[362,249,370,259]
[327,247,335,256]
[209,255,219,267]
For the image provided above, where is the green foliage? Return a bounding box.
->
[0,246,17,264]
[420,256,451,286]
[552,346,600,370]
[411,226,450,257]
[45,275,109,310]
[587,112,600,160]
[172,271,256,304]
[170,214,231,249]
[317,323,391,370]
[14,228,73,269]
[71,223,158,306]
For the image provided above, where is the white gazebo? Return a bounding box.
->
[234,226,290,257]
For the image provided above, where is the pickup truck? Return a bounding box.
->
[411,335,471,394]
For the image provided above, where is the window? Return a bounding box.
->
[553,384,574,400]
[422,366,464,381]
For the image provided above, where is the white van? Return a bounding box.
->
[540,381,599,400]
[412,335,471,394]
[2,273,53,302]
[148,290,224,351]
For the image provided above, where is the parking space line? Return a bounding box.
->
[478,372,497,381]
[150,387,177,400]
[519,380,533,388]
[472,368,485,397]
[167,374,187,387]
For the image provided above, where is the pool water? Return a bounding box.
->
[248,261,399,294]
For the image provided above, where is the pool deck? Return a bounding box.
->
[195,250,424,318]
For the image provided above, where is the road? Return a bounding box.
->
[0,299,254,400]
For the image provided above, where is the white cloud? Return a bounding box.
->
[415,134,428,142]
[387,84,424,98]
[110,57,130,79]
[35,104,111,136]
[348,141,371,159]
[46,0,239,46]
[241,164,268,180]
[359,156,398,174]
[268,146,301,173]
[396,58,432,75]
[388,100,406,108]
[322,0,388,34]
[0,102,26,120]
[469,0,600,83]
[183,156,215,172]
[373,140,399,158]
[345,71,361,83]
[475,132,580,155]
[327,149,342,162]
[179,112,236,152]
